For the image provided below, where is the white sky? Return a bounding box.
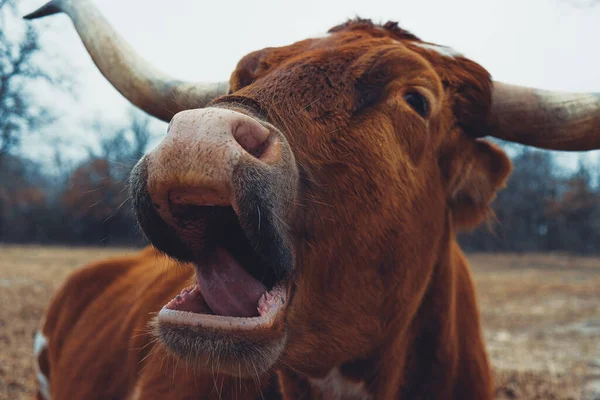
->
[15,0,600,170]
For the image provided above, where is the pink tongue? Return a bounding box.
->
[196,247,267,317]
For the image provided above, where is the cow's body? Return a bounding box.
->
[37,241,490,399]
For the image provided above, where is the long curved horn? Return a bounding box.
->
[489,82,600,151]
[24,0,228,122]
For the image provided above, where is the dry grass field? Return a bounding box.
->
[0,246,599,399]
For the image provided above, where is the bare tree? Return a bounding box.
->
[0,0,60,163]
[129,109,151,158]
[61,110,153,245]
[87,109,152,173]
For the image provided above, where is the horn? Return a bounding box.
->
[489,82,600,151]
[24,0,228,122]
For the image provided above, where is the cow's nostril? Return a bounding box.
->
[233,120,271,158]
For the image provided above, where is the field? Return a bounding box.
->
[0,247,599,399]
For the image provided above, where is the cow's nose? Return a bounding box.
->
[145,107,278,217]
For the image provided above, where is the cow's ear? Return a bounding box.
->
[443,140,512,229]
[230,50,266,92]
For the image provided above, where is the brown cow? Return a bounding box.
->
[26,0,600,399]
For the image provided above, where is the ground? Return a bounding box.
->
[0,247,598,399]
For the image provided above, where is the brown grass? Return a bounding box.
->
[1,247,599,399]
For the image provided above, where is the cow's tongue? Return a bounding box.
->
[196,247,267,317]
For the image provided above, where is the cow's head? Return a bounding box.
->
[26,0,600,382]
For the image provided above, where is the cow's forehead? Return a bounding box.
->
[231,18,464,90]
[229,17,491,140]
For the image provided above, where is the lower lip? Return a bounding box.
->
[158,283,288,331]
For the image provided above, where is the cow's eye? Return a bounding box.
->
[403,92,429,118]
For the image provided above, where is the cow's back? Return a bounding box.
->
[35,247,279,399]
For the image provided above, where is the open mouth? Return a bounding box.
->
[157,205,290,330]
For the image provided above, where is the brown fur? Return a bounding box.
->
[37,20,513,399]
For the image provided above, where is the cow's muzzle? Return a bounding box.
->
[129,106,299,321]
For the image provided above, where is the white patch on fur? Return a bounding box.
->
[34,331,51,400]
[414,42,462,58]
[34,330,47,357]
[309,368,373,400]
[36,371,51,400]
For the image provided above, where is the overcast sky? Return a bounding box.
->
[16,0,600,170]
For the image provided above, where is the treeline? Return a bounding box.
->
[1,131,599,253]
[459,148,600,254]
[0,113,152,246]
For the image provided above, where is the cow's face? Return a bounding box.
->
[130,20,511,377]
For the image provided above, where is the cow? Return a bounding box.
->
[26,0,600,399]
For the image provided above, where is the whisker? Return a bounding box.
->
[102,196,131,223]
